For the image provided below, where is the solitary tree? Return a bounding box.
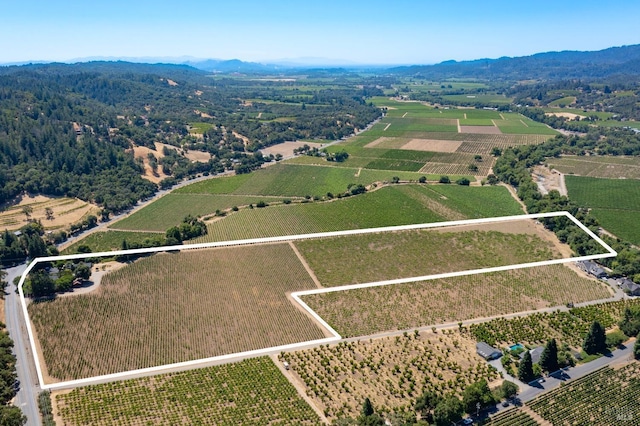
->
[518,351,535,382]
[21,206,33,221]
[44,207,54,221]
[361,398,374,417]
[583,321,607,355]
[539,339,559,373]
[500,381,519,400]
[358,397,384,426]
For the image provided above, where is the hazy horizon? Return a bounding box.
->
[2,0,640,65]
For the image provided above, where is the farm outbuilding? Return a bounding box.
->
[476,342,502,360]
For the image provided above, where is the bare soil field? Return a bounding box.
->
[28,243,327,381]
[261,141,324,158]
[193,109,212,118]
[459,125,502,134]
[364,137,409,149]
[0,194,98,231]
[401,138,463,152]
[533,165,567,196]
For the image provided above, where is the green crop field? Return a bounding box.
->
[548,155,640,179]
[109,193,285,232]
[295,227,559,287]
[459,118,496,126]
[302,265,612,337]
[61,230,165,254]
[565,175,640,244]
[188,122,214,134]
[591,209,640,246]
[548,96,577,107]
[190,184,524,243]
[442,94,512,104]
[528,363,640,426]
[54,357,321,425]
[177,163,425,197]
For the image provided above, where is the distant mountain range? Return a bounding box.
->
[3,44,640,79]
[390,44,640,80]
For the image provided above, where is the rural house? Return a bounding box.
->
[577,260,607,279]
[619,278,640,296]
[520,346,545,364]
[476,342,502,360]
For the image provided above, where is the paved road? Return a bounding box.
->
[4,263,40,426]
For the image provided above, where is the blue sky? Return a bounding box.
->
[2,0,639,65]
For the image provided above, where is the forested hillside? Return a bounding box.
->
[0,62,381,212]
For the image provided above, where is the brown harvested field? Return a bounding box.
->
[0,194,99,231]
[546,112,585,120]
[400,138,462,152]
[294,225,565,287]
[302,264,613,337]
[183,149,211,162]
[261,141,324,158]
[459,125,502,134]
[364,136,410,149]
[281,330,501,418]
[28,243,327,382]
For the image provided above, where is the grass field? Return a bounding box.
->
[54,357,322,425]
[295,227,559,287]
[190,185,524,243]
[109,193,285,232]
[281,330,500,418]
[548,155,640,179]
[565,175,640,244]
[61,230,165,254]
[29,244,324,380]
[188,122,214,134]
[302,265,612,337]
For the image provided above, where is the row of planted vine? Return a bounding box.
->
[464,299,640,348]
[29,244,324,380]
[55,357,322,425]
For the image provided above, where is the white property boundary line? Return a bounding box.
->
[18,211,616,390]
